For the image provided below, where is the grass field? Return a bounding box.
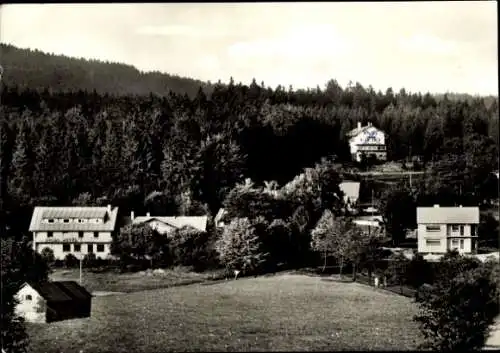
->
[27,274,423,352]
[49,267,226,293]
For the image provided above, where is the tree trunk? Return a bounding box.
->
[339,257,344,278]
[322,251,327,272]
[352,263,357,282]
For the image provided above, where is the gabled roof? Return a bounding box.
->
[26,282,73,302]
[29,206,119,232]
[339,181,360,202]
[54,281,92,300]
[132,216,208,232]
[416,206,480,224]
[347,124,385,138]
[22,281,91,302]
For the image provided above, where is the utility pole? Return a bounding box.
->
[79,256,83,285]
[409,146,412,190]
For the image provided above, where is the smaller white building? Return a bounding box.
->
[347,122,387,163]
[15,281,92,323]
[339,181,360,212]
[417,205,479,254]
[214,208,229,228]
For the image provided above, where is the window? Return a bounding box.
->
[94,232,99,238]
[47,232,53,238]
[74,244,81,252]
[97,244,105,252]
[451,239,459,247]
[426,239,441,246]
[460,239,464,249]
[426,225,441,232]
[460,225,464,236]
[47,219,54,223]
[471,225,477,236]
[63,244,70,252]
[451,225,459,232]
[87,244,93,253]
[25,295,32,301]
[63,219,70,223]
[81,219,88,223]
[78,232,84,238]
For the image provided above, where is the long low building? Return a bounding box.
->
[129,211,208,234]
[29,205,119,260]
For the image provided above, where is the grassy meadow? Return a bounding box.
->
[28,274,423,352]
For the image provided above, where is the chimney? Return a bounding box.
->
[146,212,150,217]
[107,204,112,212]
[357,122,362,129]
[130,211,135,221]
[459,205,462,208]
[368,122,372,127]
[433,204,439,208]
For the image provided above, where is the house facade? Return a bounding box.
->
[130,212,208,234]
[29,205,119,260]
[417,205,479,254]
[347,122,387,162]
[15,281,92,323]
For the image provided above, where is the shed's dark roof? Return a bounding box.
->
[25,281,92,302]
[28,282,73,302]
[54,281,92,300]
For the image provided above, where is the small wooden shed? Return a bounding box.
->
[15,281,92,323]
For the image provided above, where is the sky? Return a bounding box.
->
[1,2,498,95]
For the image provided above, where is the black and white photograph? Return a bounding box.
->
[0,1,499,352]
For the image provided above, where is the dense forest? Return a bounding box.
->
[0,44,499,240]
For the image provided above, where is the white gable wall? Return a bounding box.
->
[15,284,47,323]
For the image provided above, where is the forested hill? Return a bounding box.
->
[0,43,213,97]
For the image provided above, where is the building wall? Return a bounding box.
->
[33,231,113,260]
[349,128,387,162]
[417,224,476,254]
[147,221,176,234]
[15,285,46,323]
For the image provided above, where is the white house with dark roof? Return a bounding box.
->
[416,205,479,254]
[29,205,119,260]
[347,122,387,162]
[130,212,208,234]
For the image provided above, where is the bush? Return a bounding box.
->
[414,257,499,351]
[168,226,219,271]
[83,253,97,268]
[40,247,55,267]
[64,253,79,268]
[405,253,434,288]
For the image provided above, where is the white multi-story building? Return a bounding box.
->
[416,205,479,254]
[29,205,119,260]
[347,122,387,162]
